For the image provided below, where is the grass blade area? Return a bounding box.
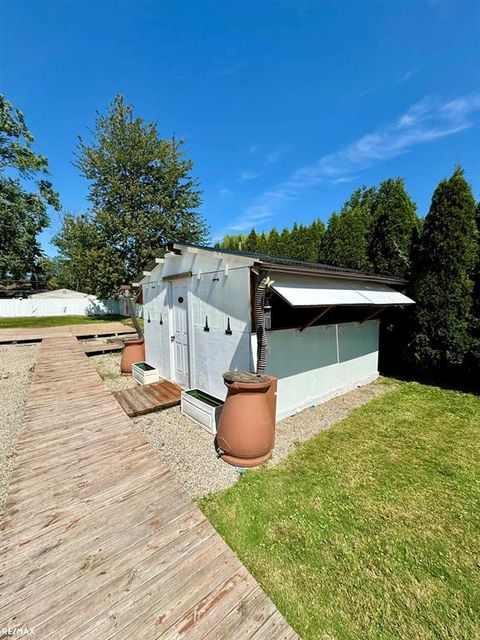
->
[0,314,137,329]
[200,382,480,640]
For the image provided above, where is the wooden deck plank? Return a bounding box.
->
[0,322,136,345]
[83,341,124,356]
[0,335,297,639]
[113,380,181,417]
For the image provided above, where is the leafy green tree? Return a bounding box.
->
[219,233,246,251]
[0,94,60,281]
[409,167,478,377]
[54,213,104,293]
[368,178,419,278]
[55,95,208,297]
[35,256,65,290]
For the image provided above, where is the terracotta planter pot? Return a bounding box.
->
[120,338,145,374]
[216,372,277,468]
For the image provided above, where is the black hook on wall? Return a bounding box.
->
[147,311,151,323]
[204,315,210,332]
[159,313,163,325]
[225,318,232,335]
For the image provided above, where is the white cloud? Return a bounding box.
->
[239,170,261,181]
[288,93,480,185]
[265,149,282,164]
[398,69,418,84]
[216,93,480,239]
[212,205,274,241]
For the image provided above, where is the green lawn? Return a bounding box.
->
[200,382,480,640]
[0,314,135,329]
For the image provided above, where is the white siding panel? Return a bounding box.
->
[143,280,171,380]
[143,248,252,395]
[265,321,380,420]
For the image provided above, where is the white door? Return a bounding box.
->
[171,283,190,387]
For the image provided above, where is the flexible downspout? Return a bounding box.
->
[254,271,268,375]
[125,288,143,338]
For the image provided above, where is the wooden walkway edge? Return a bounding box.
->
[0,335,297,639]
[0,322,136,345]
[113,380,181,417]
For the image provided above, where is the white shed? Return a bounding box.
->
[140,243,414,420]
[29,288,94,299]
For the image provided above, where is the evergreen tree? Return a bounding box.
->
[369,178,419,278]
[320,187,376,270]
[278,227,292,258]
[244,229,259,252]
[409,167,478,377]
[266,228,281,256]
[0,94,60,281]
[309,219,326,263]
[288,223,301,259]
[291,222,324,263]
[55,95,207,297]
[469,201,480,373]
[257,232,268,254]
[322,209,373,271]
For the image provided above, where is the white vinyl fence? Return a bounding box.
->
[0,297,121,318]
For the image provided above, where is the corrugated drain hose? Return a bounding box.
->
[255,271,268,375]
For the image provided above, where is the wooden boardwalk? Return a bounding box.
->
[83,341,124,356]
[0,335,297,639]
[113,380,181,417]
[0,322,135,344]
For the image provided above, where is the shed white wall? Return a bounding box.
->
[143,248,254,400]
[0,297,120,318]
[255,320,380,420]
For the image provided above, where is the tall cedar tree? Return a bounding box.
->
[468,201,480,372]
[321,187,377,271]
[219,219,324,262]
[244,229,259,252]
[0,95,60,281]
[369,178,419,278]
[278,227,292,258]
[56,95,208,297]
[409,167,478,376]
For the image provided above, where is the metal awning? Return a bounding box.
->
[269,273,415,307]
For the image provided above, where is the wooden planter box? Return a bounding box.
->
[181,389,223,435]
[132,361,160,385]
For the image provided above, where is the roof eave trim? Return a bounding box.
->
[254,261,408,287]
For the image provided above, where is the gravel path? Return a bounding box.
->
[92,350,393,499]
[136,408,239,499]
[91,352,137,392]
[135,379,393,500]
[0,344,37,521]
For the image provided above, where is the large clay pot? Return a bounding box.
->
[216,372,277,468]
[120,338,145,374]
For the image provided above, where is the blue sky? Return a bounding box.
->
[2,0,479,255]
